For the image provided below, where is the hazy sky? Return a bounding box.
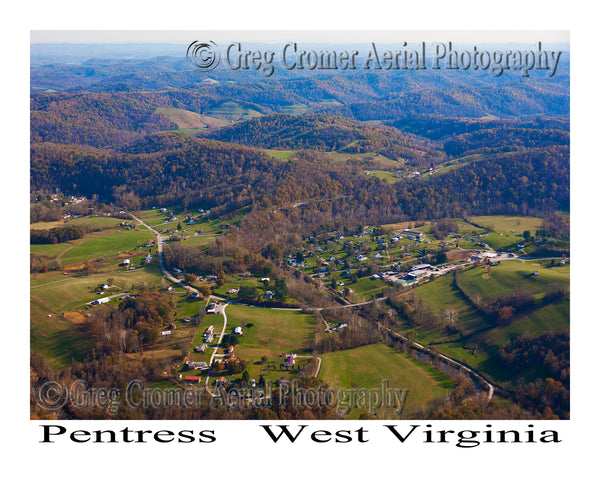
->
[31,30,569,45]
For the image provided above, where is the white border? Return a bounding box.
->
[4,1,597,477]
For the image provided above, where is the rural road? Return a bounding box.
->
[380,324,495,402]
[130,213,200,295]
[130,210,498,403]
[205,301,229,395]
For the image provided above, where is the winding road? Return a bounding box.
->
[130,213,200,295]
[130,211,496,402]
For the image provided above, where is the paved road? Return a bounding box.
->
[130,210,500,402]
[205,301,229,394]
[380,324,495,402]
[296,355,322,377]
[130,213,199,295]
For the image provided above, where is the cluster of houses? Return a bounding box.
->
[203,325,215,343]
[287,257,305,268]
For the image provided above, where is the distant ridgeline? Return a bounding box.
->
[30,49,569,222]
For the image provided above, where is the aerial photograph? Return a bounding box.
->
[29,31,570,421]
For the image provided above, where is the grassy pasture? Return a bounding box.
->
[457,261,569,302]
[318,344,455,419]
[207,101,262,121]
[226,305,315,360]
[156,107,230,130]
[30,264,164,313]
[324,151,400,169]
[59,229,154,266]
[468,215,543,234]
[366,170,402,183]
[481,298,569,350]
[30,243,73,258]
[192,305,316,384]
[412,274,494,342]
[278,104,308,115]
[263,149,296,161]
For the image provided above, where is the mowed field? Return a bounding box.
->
[458,260,570,301]
[156,107,230,130]
[31,264,164,313]
[412,274,494,343]
[468,215,543,233]
[207,305,316,384]
[319,344,455,419]
[467,215,544,250]
[226,305,315,360]
[366,170,402,183]
[59,229,154,266]
[31,215,155,269]
[30,215,124,231]
[30,265,164,369]
[206,101,263,121]
[403,259,570,385]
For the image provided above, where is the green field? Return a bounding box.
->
[457,260,569,302]
[207,101,263,121]
[227,305,315,360]
[481,299,569,350]
[346,276,387,302]
[432,153,490,176]
[30,242,73,258]
[59,229,154,266]
[413,274,493,342]
[30,264,164,313]
[366,170,402,183]
[31,215,124,230]
[278,104,308,115]
[263,149,296,161]
[319,344,455,419]
[468,215,543,233]
[324,151,400,169]
[197,305,317,384]
[400,259,570,385]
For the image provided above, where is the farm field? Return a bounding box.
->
[207,101,263,121]
[263,149,296,161]
[226,305,315,360]
[30,264,164,314]
[59,228,154,266]
[324,151,400,169]
[457,260,570,301]
[201,305,316,385]
[318,343,455,419]
[412,273,493,341]
[30,300,92,370]
[398,259,570,386]
[365,170,402,183]
[278,103,308,115]
[30,215,124,230]
[469,215,543,233]
[156,107,230,130]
